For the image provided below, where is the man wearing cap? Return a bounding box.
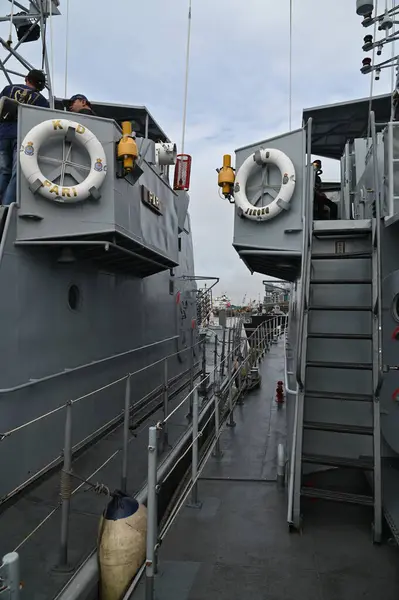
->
[0,69,49,205]
[68,94,95,116]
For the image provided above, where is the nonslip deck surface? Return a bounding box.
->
[137,340,399,600]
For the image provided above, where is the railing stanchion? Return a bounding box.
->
[227,329,236,428]
[212,372,223,458]
[214,333,218,376]
[145,426,158,600]
[187,388,202,508]
[220,328,226,378]
[1,552,20,599]
[121,374,131,492]
[237,354,244,405]
[57,400,73,569]
[162,359,170,451]
[186,327,194,421]
[200,333,207,398]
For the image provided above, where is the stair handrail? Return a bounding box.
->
[0,203,16,266]
[370,111,384,397]
[295,117,313,392]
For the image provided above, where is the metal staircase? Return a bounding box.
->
[289,113,382,542]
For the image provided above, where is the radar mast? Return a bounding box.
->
[0,0,61,107]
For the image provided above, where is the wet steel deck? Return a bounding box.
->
[139,339,399,600]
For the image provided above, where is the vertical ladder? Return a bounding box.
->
[291,221,382,541]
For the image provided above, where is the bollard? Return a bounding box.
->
[161,359,170,452]
[57,400,73,570]
[145,427,158,600]
[1,552,21,599]
[277,443,286,489]
[187,388,202,508]
[212,373,223,458]
[121,375,131,492]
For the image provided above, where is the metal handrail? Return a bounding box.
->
[0,202,15,265]
[371,111,384,397]
[0,334,180,395]
[295,117,313,391]
[53,317,288,600]
[284,334,297,396]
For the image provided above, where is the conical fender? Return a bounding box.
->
[98,491,147,600]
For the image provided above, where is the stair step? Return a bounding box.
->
[307,332,372,340]
[302,453,374,470]
[311,253,372,260]
[310,279,372,285]
[303,421,373,435]
[305,390,373,402]
[307,361,372,370]
[309,305,371,312]
[312,220,372,235]
[301,486,374,506]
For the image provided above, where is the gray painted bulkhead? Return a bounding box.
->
[0,105,198,503]
[236,114,399,484]
[16,105,179,272]
[233,128,305,280]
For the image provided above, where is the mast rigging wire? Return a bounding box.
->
[49,0,55,98]
[181,0,192,155]
[367,0,379,144]
[64,0,70,98]
[391,0,396,122]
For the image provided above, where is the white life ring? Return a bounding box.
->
[19,118,107,203]
[234,148,296,221]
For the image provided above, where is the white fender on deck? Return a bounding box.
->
[234,148,296,222]
[19,118,107,204]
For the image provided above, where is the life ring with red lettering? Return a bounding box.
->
[19,118,107,203]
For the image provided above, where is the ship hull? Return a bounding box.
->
[0,208,198,504]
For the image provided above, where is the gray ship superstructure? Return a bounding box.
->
[0,1,216,597]
[218,0,399,547]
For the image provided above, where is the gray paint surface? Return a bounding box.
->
[0,104,198,504]
[233,129,305,264]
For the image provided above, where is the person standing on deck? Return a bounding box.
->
[67,94,95,116]
[313,159,338,220]
[0,69,49,205]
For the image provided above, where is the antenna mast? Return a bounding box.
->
[0,0,61,107]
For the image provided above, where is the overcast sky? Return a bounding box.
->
[1,0,396,303]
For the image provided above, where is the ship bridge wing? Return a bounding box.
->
[303,92,391,160]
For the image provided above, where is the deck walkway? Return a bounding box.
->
[138,339,399,600]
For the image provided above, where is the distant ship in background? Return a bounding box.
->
[211,293,231,313]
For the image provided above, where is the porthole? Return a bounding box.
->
[392,293,399,323]
[68,285,81,311]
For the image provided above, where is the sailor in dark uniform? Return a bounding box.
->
[0,69,49,205]
[68,94,95,116]
[313,159,338,220]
